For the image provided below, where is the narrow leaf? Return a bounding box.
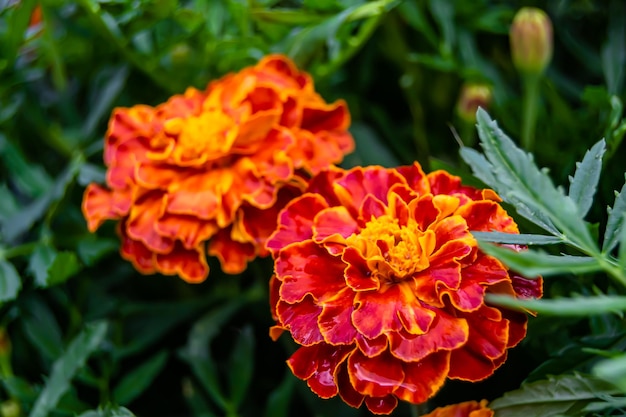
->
[263,371,295,417]
[178,353,227,411]
[0,261,22,303]
[593,353,626,393]
[618,213,626,271]
[490,373,620,417]
[477,243,600,278]
[228,326,255,408]
[568,139,606,217]
[76,407,136,417]
[603,179,626,253]
[0,134,53,198]
[486,294,626,316]
[471,109,596,251]
[29,321,108,417]
[113,351,169,406]
[471,231,562,245]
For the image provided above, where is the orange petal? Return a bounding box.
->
[421,400,494,417]
[389,313,469,362]
[119,225,156,274]
[394,350,450,404]
[364,395,398,415]
[127,190,174,253]
[276,295,324,346]
[352,283,435,339]
[276,241,346,303]
[347,349,404,398]
[266,193,329,253]
[155,243,209,283]
[207,228,256,274]
[82,184,128,231]
[156,213,218,249]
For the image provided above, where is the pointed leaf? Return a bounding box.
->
[469,109,596,251]
[29,321,108,417]
[46,251,81,286]
[568,139,606,217]
[228,326,254,408]
[471,231,562,245]
[263,371,295,417]
[618,213,626,271]
[490,373,620,417]
[603,179,626,253]
[28,245,81,287]
[0,261,21,303]
[593,353,626,393]
[113,351,169,406]
[487,294,626,316]
[477,242,600,278]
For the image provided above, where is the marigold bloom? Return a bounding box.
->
[422,400,493,417]
[82,55,354,282]
[267,164,542,414]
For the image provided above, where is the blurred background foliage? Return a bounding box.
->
[0,0,625,416]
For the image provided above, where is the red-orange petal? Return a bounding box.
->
[127,190,174,253]
[364,395,398,415]
[154,243,209,283]
[352,283,435,339]
[347,349,404,398]
[276,295,324,346]
[266,193,329,253]
[312,206,358,243]
[389,313,469,362]
[119,225,156,274]
[318,288,358,345]
[207,228,256,274]
[422,400,493,417]
[394,350,450,404]
[82,184,126,231]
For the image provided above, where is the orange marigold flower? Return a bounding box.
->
[267,163,542,415]
[422,400,493,417]
[82,55,354,283]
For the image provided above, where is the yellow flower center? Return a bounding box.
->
[165,110,237,162]
[348,215,435,282]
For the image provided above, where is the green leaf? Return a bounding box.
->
[28,245,81,287]
[489,373,620,417]
[0,184,20,219]
[344,122,400,168]
[0,134,53,198]
[263,371,295,417]
[228,326,254,408]
[471,231,563,245]
[82,65,130,138]
[601,0,625,95]
[21,296,64,360]
[477,243,601,278]
[593,353,626,393]
[77,237,118,266]
[29,321,108,417]
[618,213,626,271]
[178,353,227,411]
[568,139,605,217]
[2,376,36,403]
[603,178,626,253]
[486,294,626,316]
[466,109,596,252]
[76,406,136,417]
[0,260,21,303]
[113,351,169,406]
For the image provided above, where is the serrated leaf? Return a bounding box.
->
[603,179,626,253]
[228,326,254,408]
[29,321,108,417]
[471,231,562,245]
[593,353,626,393]
[568,139,606,217]
[113,351,169,406]
[618,213,626,271]
[468,109,596,251]
[486,294,626,316]
[477,243,600,278]
[489,373,620,417]
[0,260,22,303]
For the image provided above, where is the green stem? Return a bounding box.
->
[520,74,541,151]
[2,242,38,259]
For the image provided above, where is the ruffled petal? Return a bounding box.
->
[394,350,450,403]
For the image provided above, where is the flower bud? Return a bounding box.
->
[456,83,492,123]
[0,400,21,417]
[510,7,553,75]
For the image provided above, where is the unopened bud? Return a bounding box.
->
[510,8,553,75]
[456,83,492,123]
[1,399,20,417]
